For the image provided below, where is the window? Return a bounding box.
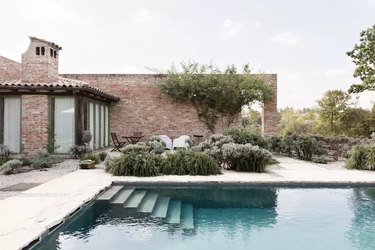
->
[36,47,40,55]
[0,97,21,153]
[50,49,53,57]
[50,97,75,153]
[54,50,57,58]
[83,100,109,150]
[41,47,45,55]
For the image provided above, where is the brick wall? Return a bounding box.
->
[0,56,21,80]
[261,74,279,135]
[21,38,59,83]
[61,74,277,140]
[21,95,49,155]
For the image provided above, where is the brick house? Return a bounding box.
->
[0,37,278,156]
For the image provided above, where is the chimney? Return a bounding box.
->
[21,37,62,83]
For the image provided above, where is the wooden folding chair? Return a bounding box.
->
[111,133,126,152]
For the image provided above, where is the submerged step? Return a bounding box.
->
[138,192,159,213]
[123,190,147,208]
[110,188,135,204]
[151,197,170,218]
[166,200,182,224]
[96,186,123,201]
[181,204,194,229]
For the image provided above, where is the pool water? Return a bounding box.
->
[34,186,375,250]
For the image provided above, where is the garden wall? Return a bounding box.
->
[61,74,278,139]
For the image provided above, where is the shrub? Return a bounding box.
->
[0,145,11,161]
[367,147,375,170]
[106,152,162,176]
[294,135,323,161]
[147,136,166,154]
[83,153,101,164]
[81,130,93,144]
[70,144,92,160]
[346,145,371,170]
[98,152,108,162]
[31,152,64,169]
[268,136,283,153]
[193,134,234,164]
[12,154,31,166]
[1,159,23,175]
[224,128,269,149]
[122,144,151,154]
[222,143,272,172]
[161,150,221,175]
[312,156,328,164]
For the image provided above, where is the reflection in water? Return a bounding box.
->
[347,188,375,250]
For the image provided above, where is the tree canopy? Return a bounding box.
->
[347,24,375,93]
[160,62,273,132]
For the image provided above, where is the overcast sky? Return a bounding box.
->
[0,0,374,109]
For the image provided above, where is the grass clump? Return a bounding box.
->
[346,145,375,170]
[161,150,221,176]
[0,159,23,175]
[31,152,64,169]
[106,152,162,176]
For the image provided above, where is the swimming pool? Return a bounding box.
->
[33,185,375,250]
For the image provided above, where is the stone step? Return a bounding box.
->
[96,186,123,201]
[123,190,147,208]
[151,197,170,218]
[110,188,135,204]
[166,200,182,224]
[137,192,159,213]
[181,204,194,229]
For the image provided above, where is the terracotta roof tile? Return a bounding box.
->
[0,77,119,101]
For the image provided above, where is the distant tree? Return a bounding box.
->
[347,24,375,93]
[317,90,351,135]
[339,107,372,137]
[278,108,318,136]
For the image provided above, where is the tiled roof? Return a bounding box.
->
[0,77,119,101]
[29,36,62,50]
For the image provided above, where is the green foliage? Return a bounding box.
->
[222,143,272,172]
[271,133,324,161]
[31,152,64,169]
[122,143,151,154]
[0,144,11,161]
[224,128,269,149]
[159,62,273,132]
[347,24,375,93]
[98,152,108,162]
[81,131,93,144]
[312,156,328,164]
[46,126,56,154]
[278,108,320,136]
[367,147,375,169]
[0,159,23,175]
[317,90,351,135]
[0,159,7,166]
[193,134,234,164]
[106,152,162,176]
[161,150,221,175]
[147,136,166,154]
[83,153,101,164]
[70,144,92,160]
[346,145,373,170]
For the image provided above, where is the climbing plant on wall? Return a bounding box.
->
[159,62,273,132]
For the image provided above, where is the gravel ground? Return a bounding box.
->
[0,159,79,200]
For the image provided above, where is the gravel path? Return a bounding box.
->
[0,159,79,200]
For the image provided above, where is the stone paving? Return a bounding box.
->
[0,156,375,250]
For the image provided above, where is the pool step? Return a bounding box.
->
[138,192,159,213]
[166,200,182,224]
[151,197,170,218]
[110,188,135,204]
[181,203,194,229]
[123,190,147,208]
[96,186,123,201]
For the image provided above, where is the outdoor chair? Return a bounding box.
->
[111,133,126,152]
[173,135,191,149]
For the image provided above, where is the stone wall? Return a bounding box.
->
[21,95,49,155]
[0,56,21,80]
[61,74,277,139]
